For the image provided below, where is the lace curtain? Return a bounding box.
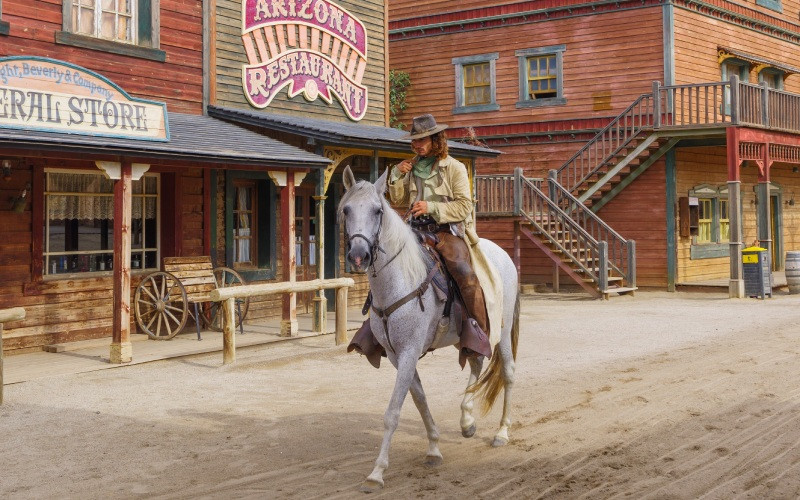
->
[47,172,156,220]
[236,186,251,263]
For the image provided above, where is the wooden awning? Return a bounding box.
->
[718,46,800,76]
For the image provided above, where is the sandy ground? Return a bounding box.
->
[2,290,800,499]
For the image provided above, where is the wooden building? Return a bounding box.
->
[0,0,496,356]
[389,0,800,297]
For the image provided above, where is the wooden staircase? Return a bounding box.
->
[476,77,800,297]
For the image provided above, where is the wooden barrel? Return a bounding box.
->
[787,251,800,294]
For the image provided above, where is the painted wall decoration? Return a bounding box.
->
[241,0,369,121]
[0,57,169,141]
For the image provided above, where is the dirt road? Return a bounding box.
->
[1,291,799,499]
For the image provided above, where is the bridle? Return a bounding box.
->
[344,205,404,278]
[343,199,441,355]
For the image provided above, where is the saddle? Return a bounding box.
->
[347,228,491,369]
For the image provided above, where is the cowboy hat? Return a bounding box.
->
[406,114,448,140]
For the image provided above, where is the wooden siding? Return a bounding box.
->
[390,8,664,130]
[214,0,387,125]
[0,0,205,114]
[673,8,800,95]
[675,146,800,282]
[0,163,206,351]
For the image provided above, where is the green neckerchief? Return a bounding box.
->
[412,156,437,179]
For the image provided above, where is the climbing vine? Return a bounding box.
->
[389,70,411,129]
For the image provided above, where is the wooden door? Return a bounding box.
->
[295,187,318,312]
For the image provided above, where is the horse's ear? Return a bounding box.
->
[373,167,389,196]
[342,165,356,190]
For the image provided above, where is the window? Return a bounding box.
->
[58,0,164,61]
[755,0,782,13]
[721,58,749,115]
[71,0,135,43]
[689,184,730,259]
[516,45,566,108]
[233,180,257,268]
[759,68,784,90]
[44,170,160,276]
[452,53,499,114]
[224,171,276,280]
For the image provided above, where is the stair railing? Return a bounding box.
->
[515,170,608,291]
[474,173,542,216]
[547,170,635,288]
[555,92,655,193]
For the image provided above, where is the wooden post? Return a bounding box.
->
[729,75,740,125]
[110,162,133,364]
[513,220,521,285]
[727,127,744,298]
[652,81,662,128]
[223,298,236,364]
[312,194,328,333]
[281,171,297,336]
[335,286,348,345]
[1,307,27,405]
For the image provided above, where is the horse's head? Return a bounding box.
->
[339,165,389,273]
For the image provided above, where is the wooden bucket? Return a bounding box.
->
[787,251,800,294]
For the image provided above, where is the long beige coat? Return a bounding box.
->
[389,156,504,347]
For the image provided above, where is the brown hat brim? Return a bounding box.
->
[407,124,448,140]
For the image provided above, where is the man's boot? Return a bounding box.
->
[347,319,385,368]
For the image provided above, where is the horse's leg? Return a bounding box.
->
[492,321,517,447]
[460,356,483,438]
[408,370,443,467]
[362,353,418,493]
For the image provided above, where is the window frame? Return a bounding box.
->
[43,168,161,278]
[756,0,782,13]
[224,171,277,281]
[689,184,731,259]
[516,45,567,109]
[232,178,259,270]
[452,53,500,114]
[57,0,165,62]
[758,68,784,90]
[0,0,9,36]
[721,58,749,115]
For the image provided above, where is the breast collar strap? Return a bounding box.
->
[370,261,440,354]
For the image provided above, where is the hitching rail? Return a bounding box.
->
[209,278,355,365]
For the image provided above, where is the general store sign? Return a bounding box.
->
[0,57,169,141]
[241,0,369,121]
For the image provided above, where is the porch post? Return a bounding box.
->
[312,192,327,332]
[726,128,744,298]
[280,171,298,336]
[757,143,773,268]
[111,161,133,362]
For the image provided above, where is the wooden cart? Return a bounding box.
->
[134,256,249,340]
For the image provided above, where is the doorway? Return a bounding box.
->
[295,187,318,312]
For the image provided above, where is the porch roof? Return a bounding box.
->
[0,112,330,168]
[718,46,800,75]
[207,105,501,157]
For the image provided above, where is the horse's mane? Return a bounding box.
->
[339,180,427,285]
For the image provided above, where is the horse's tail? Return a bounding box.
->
[467,291,520,415]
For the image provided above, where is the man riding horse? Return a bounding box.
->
[350,114,502,367]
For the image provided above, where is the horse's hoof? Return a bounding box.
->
[491,436,509,447]
[462,424,477,438]
[360,479,384,493]
[424,454,443,467]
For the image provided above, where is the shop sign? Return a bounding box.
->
[242,0,368,121]
[0,57,169,141]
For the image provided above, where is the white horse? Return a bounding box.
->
[339,166,520,492]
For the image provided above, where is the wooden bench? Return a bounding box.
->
[134,256,247,340]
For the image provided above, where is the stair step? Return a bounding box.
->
[604,286,637,293]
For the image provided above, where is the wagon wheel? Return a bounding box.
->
[135,271,188,340]
[202,266,250,331]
